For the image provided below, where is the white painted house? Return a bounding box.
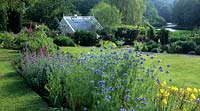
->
[60,15,103,35]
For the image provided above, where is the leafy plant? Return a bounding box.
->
[54,35,75,46]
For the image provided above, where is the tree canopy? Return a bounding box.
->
[90,2,122,29]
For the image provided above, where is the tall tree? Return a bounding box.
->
[173,0,200,27]
[0,0,36,32]
[25,0,74,25]
[106,0,147,25]
[73,0,101,15]
[90,2,122,29]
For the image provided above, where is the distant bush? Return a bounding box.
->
[1,32,15,49]
[146,40,162,52]
[157,28,169,45]
[74,30,97,46]
[99,40,117,49]
[54,35,75,46]
[195,45,200,55]
[13,32,29,50]
[169,30,191,43]
[115,27,140,45]
[191,37,200,45]
[0,33,3,44]
[27,30,56,52]
[168,41,196,54]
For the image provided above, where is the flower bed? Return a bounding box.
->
[18,48,200,111]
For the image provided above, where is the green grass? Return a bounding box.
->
[0,48,49,111]
[62,47,200,88]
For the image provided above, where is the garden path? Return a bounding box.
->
[0,49,49,111]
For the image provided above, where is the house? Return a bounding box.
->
[60,15,103,35]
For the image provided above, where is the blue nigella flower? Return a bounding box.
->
[120,108,127,111]
[136,105,141,109]
[134,97,139,101]
[109,87,114,92]
[123,73,128,77]
[150,56,154,59]
[123,80,128,83]
[141,101,147,105]
[141,97,146,101]
[167,64,170,67]
[130,109,135,111]
[118,86,124,89]
[125,89,130,93]
[125,95,131,100]
[105,95,111,101]
[156,79,161,84]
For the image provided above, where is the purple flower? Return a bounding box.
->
[130,109,135,111]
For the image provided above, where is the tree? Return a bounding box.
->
[49,17,60,31]
[144,0,166,26]
[25,0,74,25]
[72,0,101,15]
[0,0,36,32]
[106,0,147,25]
[0,9,7,31]
[90,2,122,29]
[173,0,200,27]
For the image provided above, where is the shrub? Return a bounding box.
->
[99,40,117,49]
[1,32,15,49]
[169,30,192,43]
[168,41,197,54]
[146,40,162,52]
[13,32,29,50]
[97,28,115,41]
[195,45,200,55]
[0,33,3,44]
[74,30,97,46]
[157,28,169,45]
[115,27,140,45]
[192,37,200,45]
[54,35,75,46]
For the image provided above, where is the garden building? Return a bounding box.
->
[60,15,103,35]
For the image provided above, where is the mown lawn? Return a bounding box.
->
[62,47,200,88]
[0,48,49,111]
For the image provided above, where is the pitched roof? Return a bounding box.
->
[63,16,103,32]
